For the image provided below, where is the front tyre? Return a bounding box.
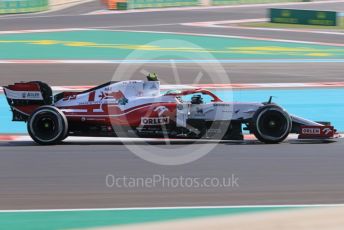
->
[28,106,68,145]
[252,105,292,144]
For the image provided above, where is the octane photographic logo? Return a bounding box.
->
[109,39,233,165]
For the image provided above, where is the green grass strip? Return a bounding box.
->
[0,207,296,230]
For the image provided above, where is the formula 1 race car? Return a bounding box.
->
[3,75,337,145]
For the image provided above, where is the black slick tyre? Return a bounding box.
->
[27,106,68,145]
[252,105,292,144]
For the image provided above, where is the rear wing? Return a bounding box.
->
[3,81,53,121]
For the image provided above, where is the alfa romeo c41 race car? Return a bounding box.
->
[3,76,337,145]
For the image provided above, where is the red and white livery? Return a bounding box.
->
[3,77,337,145]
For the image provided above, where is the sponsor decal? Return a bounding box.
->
[153,106,169,116]
[141,117,170,126]
[88,91,96,102]
[99,90,128,105]
[177,104,184,110]
[63,95,77,101]
[207,128,222,134]
[150,82,159,90]
[86,118,106,121]
[323,127,333,135]
[79,101,102,105]
[301,127,321,135]
[299,125,335,139]
[5,89,43,100]
[25,92,41,99]
[121,80,140,86]
[118,98,129,105]
[214,104,230,107]
[193,107,205,117]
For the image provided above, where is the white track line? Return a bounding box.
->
[0,28,92,35]
[183,19,344,36]
[227,25,344,36]
[0,25,180,34]
[0,27,343,46]
[2,203,344,213]
[95,29,344,47]
[181,18,268,26]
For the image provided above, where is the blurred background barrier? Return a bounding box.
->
[106,0,128,10]
[128,0,199,8]
[104,0,199,10]
[270,8,338,26]
[0,0,48,14]
[212,0,303,6]
[0,0,316,14]
[103,0,307,10]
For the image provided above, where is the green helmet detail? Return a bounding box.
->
[147,73,158,81]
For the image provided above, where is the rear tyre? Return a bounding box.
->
[28,106,68,145]
[252,105,292,144]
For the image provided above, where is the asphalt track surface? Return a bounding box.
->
[1,63,344,86]
[1,1,344,210]
[0,139,344,209]
[0,1,343,43]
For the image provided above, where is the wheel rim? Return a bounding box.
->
[257,109,290,140]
